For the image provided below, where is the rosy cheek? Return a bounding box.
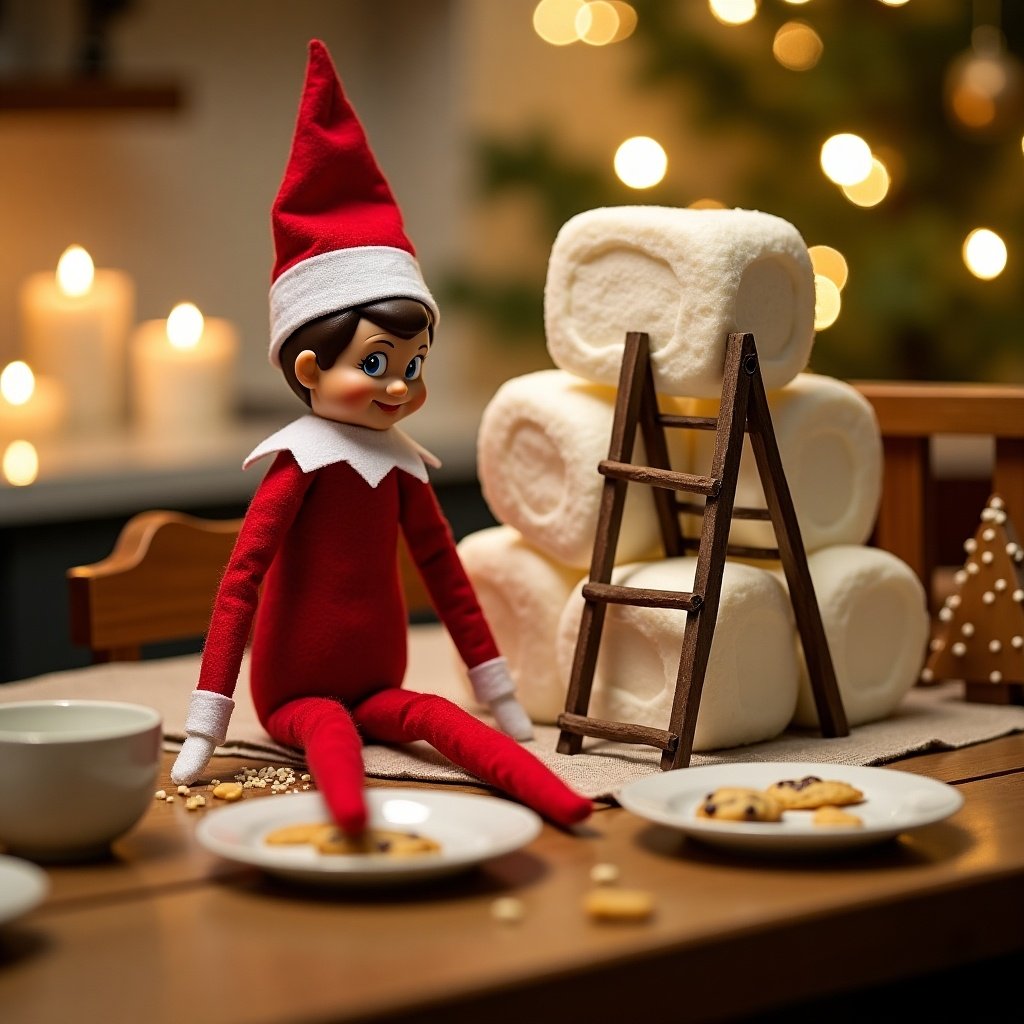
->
[327,373,376,404]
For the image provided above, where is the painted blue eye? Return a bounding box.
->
[361,352,388,377]
[404,355,424,381]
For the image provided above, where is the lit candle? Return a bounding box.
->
[130,302,239,438]
[0,361,67,445]
[19,245,135,433]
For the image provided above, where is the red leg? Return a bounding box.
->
[353,688,592,827]
[265,697,367,834]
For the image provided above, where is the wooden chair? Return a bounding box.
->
[851,381,1024,607]
[68,509,434,663]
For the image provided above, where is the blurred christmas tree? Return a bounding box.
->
[441,0,1024,383]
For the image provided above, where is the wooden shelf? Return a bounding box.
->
[0,78,184,113]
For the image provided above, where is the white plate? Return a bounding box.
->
[195,789,542,885]
[0,855,49,925]
[616,762,964,854]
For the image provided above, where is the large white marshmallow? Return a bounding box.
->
[687,373,883,553]
[544,206,815,397]
[477,369,687,569]
[767,546,928,728]
[456,525,584,724]
[556,557,799,751]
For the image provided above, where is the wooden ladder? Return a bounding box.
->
[556,331,849,770]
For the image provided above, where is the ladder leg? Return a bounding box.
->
[557,333,651,755]
[745,342,848,737]
[664,334,754,769]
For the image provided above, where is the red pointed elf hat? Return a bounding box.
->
[267,39,438,367]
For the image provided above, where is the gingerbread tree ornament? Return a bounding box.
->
[923,495,1024,704]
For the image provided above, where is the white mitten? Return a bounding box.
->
[468,656,535,742]
[489,693,534,741]
[170,689,235,786]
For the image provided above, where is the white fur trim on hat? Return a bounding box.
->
[268,245,440,366]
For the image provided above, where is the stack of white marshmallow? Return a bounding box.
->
[457,206,929,751]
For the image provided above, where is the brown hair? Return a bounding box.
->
[279,298,435,407]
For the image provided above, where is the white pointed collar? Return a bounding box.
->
[243,414,441,488]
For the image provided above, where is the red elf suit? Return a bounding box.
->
[169,40,591,833]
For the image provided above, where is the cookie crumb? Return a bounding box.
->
[583,888,654,923]
[491,897,525,924]
[589,862,620,885]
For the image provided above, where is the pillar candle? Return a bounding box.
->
[130,303,239,438]
[19,246,135,433]
[0,361,67,445]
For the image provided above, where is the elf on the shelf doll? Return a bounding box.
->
[169,40,592,834]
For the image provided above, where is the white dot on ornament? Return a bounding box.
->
[981,509,997,522]
[955,570,969,585]
[930,638,944,652]
[990,639,1002,653]
[939,607,953,622]
[920,667,934,682]
[995,578,1008,592]
[991,496,1005,510]
[1006,543,1019,557]
[948,594,961,608]
[961,622,975,637]
[983,528,996,541]
[1014,589,1024,602]
[1012,636,1024,650]
[995,511,1007,524]
[990,671,1003,683]
[982,550,994,565]
[952,642,967,657]
[967,562,980,575]
[964,538,978,553]
[983,591,996,604]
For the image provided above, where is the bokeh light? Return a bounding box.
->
[809,245,849,291]
[772,21,823,71]
[614,136,668,189]
[533,0,585,45]
[708,0,758,27]
[814,274,842,330]
[577,2,618,45]
[963,228,1007,280]
[0,361,35,406]
[3,440,39,487]
[820,133,873,186]
[841,156,891,207]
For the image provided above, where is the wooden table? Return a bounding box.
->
[3,728,1024,1021]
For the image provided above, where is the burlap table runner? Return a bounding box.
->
[6,625,1024,801]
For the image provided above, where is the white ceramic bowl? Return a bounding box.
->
[0,700,162,862]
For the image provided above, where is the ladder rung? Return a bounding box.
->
[599,460,721,496]
[658,413,718,430]
[675,500,773,521]
[680,538,781,561]
[583,581,703,611]
[557,712,678,752]
[657,412,751,433]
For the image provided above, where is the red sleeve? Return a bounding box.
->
[197,452,312,697]
[398,472,500,671]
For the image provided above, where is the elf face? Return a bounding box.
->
[294,317,429,430]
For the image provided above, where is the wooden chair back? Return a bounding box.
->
[851,381,1024,606]
[68,509,434,663]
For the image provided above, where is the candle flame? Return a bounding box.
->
[2,440,39,487]
[0,361,36,406]
[56,245,95,298]
[167,302,205,350]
